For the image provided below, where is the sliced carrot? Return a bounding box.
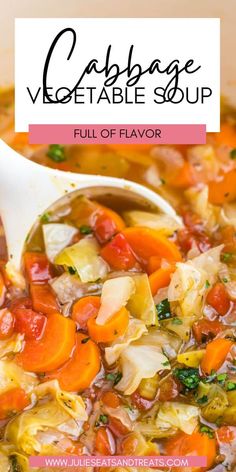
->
[201,338,234,374]
[149,265,175,295]
[122,227,181,269]
[48,333,100,391]
[206,283,230,316]
[16,313,76,372]
[147,255,162,274]
[165,431,217,472]
[215,122,236,148]
[87,307,129,343]
[30,283,59,316]
[101,391,120,408]
[72,296,100,330]
[208,169,236,204]
[0,387,30,420]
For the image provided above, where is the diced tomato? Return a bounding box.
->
[100,233,137,270]
[72,296,100,330]
[0,272,6,307]
[178,210,211,254]
[158,376,180,401]
[131,391,155,411]
[95,427,115,455]
[0,387,30,419]
[108,417,130,437]
[192,318,224,343]
[217,426,236,444]
[92,205,125,244]
[13,303,46,340]
[101,391,120,409]
[24,252,53,283]
[30,283,58,315]
[206,283,231,316]
[0,308,15,340]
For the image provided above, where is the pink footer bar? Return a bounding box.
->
[29,454,207,468]
[29,124,206,145]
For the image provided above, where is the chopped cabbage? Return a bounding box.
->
[123,211,182,236]
[96,276,135,325]
[34,380,88,421]
[168,245,223,319]
[136,327,182,359]
[50,272,102,304]
[156,402,199,435]
[0,360,38,394]
[116,345,170,395]
[0,333,24,360]
[105,318,147,365]
[54,237,109,283]
[43,223,78,262]
[5,261,26,289]
[185,186,220,231]
[127,274,157,326]
[5,395,87,455]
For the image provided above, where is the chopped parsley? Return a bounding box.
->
[222,277,228,284]
[98,414,109,425]
[41,212,51,223]
[205,280,210,289]
[200,425,215,439]
[162,360,170,367]
[156,299,172,321]
[174,367,200,389]
[68,266,76,275]
[79,225,93,235]
[217,373,228,384]
[197,395,208,404]
[226,381,236,391]
[106,371,122,385]
[81,337,90,344]
[203,370,217,383]
[221,252,233,263]
[47,144,66,162]
[10,455,22,472]
[171,317,183,325]
[230,148,236,160]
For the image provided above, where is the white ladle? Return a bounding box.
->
[0,139,181,277]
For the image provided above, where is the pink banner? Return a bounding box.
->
[29,124,206,145]
[29,454,207,468]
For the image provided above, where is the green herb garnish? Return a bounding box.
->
[106,371,122,385]
[99,414,109,424]
[10,455,22,472]
[156,299,172,321]
[197,395,208,404]
[203,370,217,383]
[221,252,233,263]
[205,280,210,289]
[200,425,215,439]
[222,277,228,284]
[79,225,93,235]
[171,317,183,325]
[162,360,170,367]
[217,373,228,384]
[47,144,66,162]
[81,337,90,344]
[230,148,236,160]
[41,212,51,223]
[174,367,200,389]
[226,381,236,391]
[68,266,76,275]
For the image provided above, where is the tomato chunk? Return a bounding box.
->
[14,307,46,340]
[192,318,224,343]
[92,205,125,244]
[0,308,15,340]
[100,233,137,270]
[24,252,53,282]
[72,296,100,330]
[206,282,230,316]
[30,283,58,315]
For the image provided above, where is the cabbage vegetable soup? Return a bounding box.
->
[0,88,236,472]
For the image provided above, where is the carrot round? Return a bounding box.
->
[0,387,29,420]
[16,313,76,372]
[169,161,197,189]
[72,296,100,330]
[215,122,236,147]
[201,338,233,374]
[208,169,236,204]
[149,265,175,295]
[122,227,181,269]
[48,333,100,392]
[165,431,217,472]
[87,307,129,343]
